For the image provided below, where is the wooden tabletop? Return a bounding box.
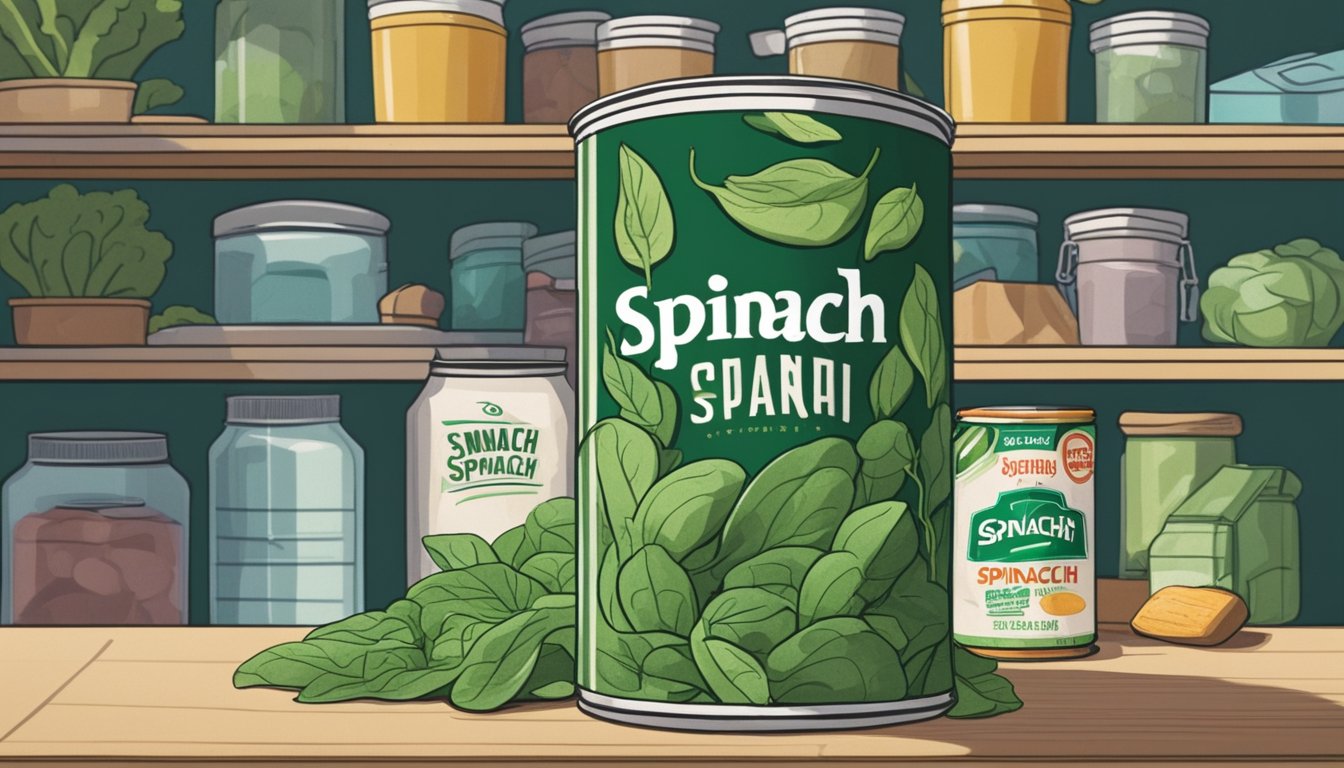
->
[0,625,1339,766]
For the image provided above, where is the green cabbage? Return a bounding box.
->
[1201,238,1344,347]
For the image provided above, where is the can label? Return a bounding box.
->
[953,422,1096,649]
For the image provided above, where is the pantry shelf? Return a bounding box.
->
[0,124,1341,180]
[955,347,1344,381]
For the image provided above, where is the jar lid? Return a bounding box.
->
[28,432,169,465]
[1090,11,1210,53]
[958,406,1096,425]
[954,204,1039,227]
[227,395,341,426]
[367,0,505,26]
[521,11,611,52]
[214,201,391,238]
[451,221,539,261]
[523,231,576,277]
[784,7,904,48]
[429,345,568,376]
[1064,207,1189,242]
[1119,411,1243,437]
[598,16,720,54]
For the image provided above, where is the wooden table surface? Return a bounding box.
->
[0,625,1339,767]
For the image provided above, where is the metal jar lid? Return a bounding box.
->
[954,204,1040,227]
[786,7,905,48]
[1089,11,1210,53]
[227,395,341,426]
[28,432,170,465]
[958,406,1096,425]
[523,231,576,278]
[598,16,721,55]
[368,0,506,26]
[1119,411,1243,437]
[521,11,611,52]
[214,201,391,238]
[450,221,539,262]
[1064,207,1189,243]
[429,345,568,377]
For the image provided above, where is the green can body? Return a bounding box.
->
[571,77,956,731]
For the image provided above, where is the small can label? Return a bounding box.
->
[953,419,1096,650]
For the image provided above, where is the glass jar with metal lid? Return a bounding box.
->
[450,221,537,334]
[523,231,577,389]
[597,16,720,96]
[214,200,391,325]
[2,432,189,625]
[406,346,573,583]
[750,7,905,91]
[1091,11,1211,123]
[953,204,1040,288]
[522,11,610,123]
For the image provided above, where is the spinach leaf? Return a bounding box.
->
[658,447,684,477]
[911,637,953,696]
[429,614,496,669]
[690,625,771,705]
[449,602,573,712]
[697,587,797,661]
[855,420,915,507]
[832,501,918,603]
[635,459,746,561]
[519,551,576,594]
[721,546,824,604]
[690,148,879,247]
[523,498,576,556]
[582,418,660,558]
[520,645,576,701]
[615,143,675,288]
[408,564,549,637]
[234,641,363,690]
[618,545,698,636]
[866,558,949,683]
[797,552,865,626]
[298,665,457,704]
[766,618,907,704]
[743,112,842,144]
[948,647,1023,718]
[133,77,184,115]
[919,405,953,516]
[869,343,915,421]
[864,185,924,261]
[654,381,679,446]
[422,533,498,572]
[899,264,947,409]
[598,543,635,632]
[596,630,704,702]
[603,331,665,439]
[491,526,530,569]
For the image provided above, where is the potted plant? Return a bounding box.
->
[0,184,172,346]
[0,0,185,123]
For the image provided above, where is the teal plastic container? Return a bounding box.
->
[450,222,537,331]
[953,204,1040,288]
[1211,50,1344,124]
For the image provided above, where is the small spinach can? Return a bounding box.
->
[571,77,956,731]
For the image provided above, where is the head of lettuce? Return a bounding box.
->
[1201,238,1344,348]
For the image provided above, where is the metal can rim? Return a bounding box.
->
[958,406,1096,424]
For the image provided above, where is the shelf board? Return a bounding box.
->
[1,346,1342,382]
[0,124,1340,180]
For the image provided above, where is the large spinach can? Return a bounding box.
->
[571,77,956,731]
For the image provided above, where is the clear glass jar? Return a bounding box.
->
[406,348,573,584]
[214,201,391,325]
[953,204,1040,288]
[215,0,346,124]
[597,16,719,96]
[1091,11,1210,124]
[210,396,364,626]
[449,222,536,332]
[2,432,189,625]
[522,12,609,123]
[523,231,576,389]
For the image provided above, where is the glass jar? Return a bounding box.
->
[1091,11,1210,124]
[750,8,905,91]
[522,12,609,123]
[1119,412,1239,580]
[450,222,536,332]
[210,396,364,626]
[2,432,189,625]
[406,347,573,584]
[214,201,391,325]
[215,0,346,123]
[953,204,1040,288]
[597,16,719,97]
[369,0,507,123]
[523,231,577,389]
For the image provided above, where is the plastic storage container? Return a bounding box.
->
[942,0,1072,123]
[1211,50,1344,124]
[369,0,507,123]
[450,222,536,332]
[2,432,189,625]
[1091,11,1210,124]
[522,12,609,124]
[597,16,719,96]
[1149,465,1300,625]
[523,231,577,389]
[1058,208,1199,346]
[749,8,905,91]
[1118,412,1240,580]
[214,201,391,325]
[953,204,1040,288]
[215,0,346,123]
[210,396,365,626]
[406,347,574,583]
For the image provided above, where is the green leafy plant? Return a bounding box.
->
[865,185,925,261]
[1200,238,1344,348]
[0,184,171,298]
[0,0,184,108]
[615,143,675,289]
[743,112,842,144]
[149,305,214,334]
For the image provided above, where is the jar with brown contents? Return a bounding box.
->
[521,12,609,124]
[596,16,719,97]
[750,7,905,91]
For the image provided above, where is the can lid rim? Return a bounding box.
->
[958,406,1096,424]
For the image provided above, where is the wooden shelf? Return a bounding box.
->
[955,347,1344,382]
[0,623,1338,765]
[0,124,1339,180]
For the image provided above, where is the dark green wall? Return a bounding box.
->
[1,1,1342,624]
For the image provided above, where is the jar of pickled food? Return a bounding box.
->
[1091,11,1210,123]
[215,0,346,123]
[597,16,720,97]
[522,12,610,123]
[750,7,905,91]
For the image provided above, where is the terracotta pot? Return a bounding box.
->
[0,78,137,124]
[10,298,151,346]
